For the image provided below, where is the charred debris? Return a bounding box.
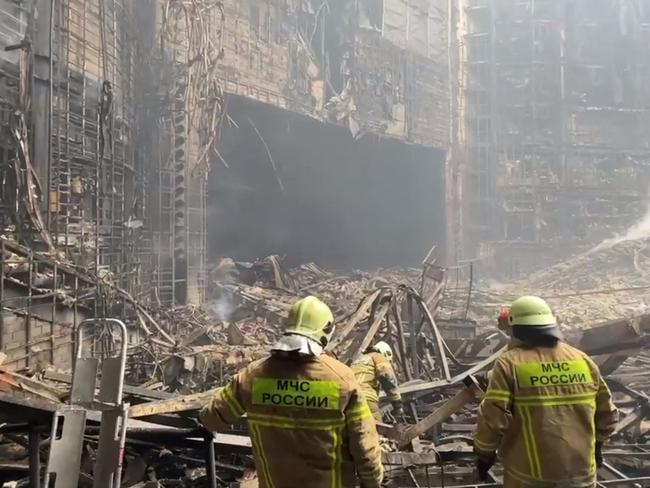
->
[1,245,650,486]
[1,0,650,486]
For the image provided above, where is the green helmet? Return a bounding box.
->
[285,296,335,347]
[509,296,562,341]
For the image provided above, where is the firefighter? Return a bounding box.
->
[199,296,383,488]
[497,305,510,331]
[351,341,404,422]
[473,296,619,487]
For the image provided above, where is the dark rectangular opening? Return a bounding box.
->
[208,96,446,269]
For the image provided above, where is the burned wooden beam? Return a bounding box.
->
[398,347,506,397]
[394,377,482,448]
[43,370,175,402]
[0,368,66,403]
[382,451,439,466]
[128,390,216,418]
[392,299,413,381]
[577,316,649,356]
[346,301,391,364]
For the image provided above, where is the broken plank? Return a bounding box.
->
[577,316,649,356]
[0,369,65,402]
[398,383,479,448]
[330,289,382,350]
[129,390,216,418]
[614,407,644,436]
[382,451,439,466]
[398,346,506,397]
[43,370,175,401]
[347,301,391,364]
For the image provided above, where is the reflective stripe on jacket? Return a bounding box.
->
[474,340,618,487]
[200,353,383,488]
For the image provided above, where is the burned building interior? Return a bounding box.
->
[0,0,650,486]
[210,96,446,268]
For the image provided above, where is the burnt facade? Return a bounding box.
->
[456,0,650,275]
[151,0,450,301]
[0,0,449,370]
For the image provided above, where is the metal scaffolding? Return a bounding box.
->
[0,0,152,370]
[47,0,147,300]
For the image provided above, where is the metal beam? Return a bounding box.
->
[32,0,54,218]
[29,425,41,488]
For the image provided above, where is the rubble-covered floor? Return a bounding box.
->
[470,233,650,328]
[1,246,650,487]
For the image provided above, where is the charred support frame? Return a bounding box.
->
[28,425,40,488]
[32,0,53,212]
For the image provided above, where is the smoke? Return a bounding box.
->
[591,202,650,253]
[211,296,235,321]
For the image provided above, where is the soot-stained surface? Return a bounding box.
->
[208,97,445,268]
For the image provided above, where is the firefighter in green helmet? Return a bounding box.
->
[199,296,383,488]
[473,296,618,487]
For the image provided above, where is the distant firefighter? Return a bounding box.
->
[474,296,618,487]
[352,341,404,422]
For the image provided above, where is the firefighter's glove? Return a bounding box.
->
[475,454,495,482]
[595,441,603,468]
[191,416,213,437]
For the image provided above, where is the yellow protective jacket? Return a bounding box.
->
[351,352,401,421]
[474,340,619,487]
[200,353,383,488]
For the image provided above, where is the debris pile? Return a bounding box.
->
[2,249,650,486]
[469,237,650,329]
[124,256,427,395]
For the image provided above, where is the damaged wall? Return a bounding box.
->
[25,0,149,292]
[0,284,86,369]
[0,0,154,370]
[151,0,452,303]
[457,0,650,275]
[0,2,24,233]
[125,0,450,303]
[147,0,223,306]
[215,0,449,147]
[0,0,452,372]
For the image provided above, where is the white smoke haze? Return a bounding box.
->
[212,295,235,321]
[591,201,650,253]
